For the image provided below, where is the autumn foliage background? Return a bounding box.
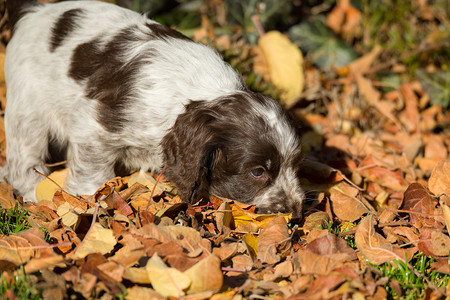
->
[0,0,449,299]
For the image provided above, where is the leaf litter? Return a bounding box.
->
[0,0,449,299]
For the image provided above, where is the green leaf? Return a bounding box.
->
[415,69,450,109]
[289,17,358,71]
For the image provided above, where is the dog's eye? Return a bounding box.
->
[250,168,265,178]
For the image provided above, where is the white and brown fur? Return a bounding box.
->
[2,0,304,217]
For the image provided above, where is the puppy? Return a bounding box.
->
[2,0,304,216]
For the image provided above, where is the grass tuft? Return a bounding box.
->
[0,267,42,300]
[0,203,31,235]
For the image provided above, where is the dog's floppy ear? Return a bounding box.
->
[161,101,223,204]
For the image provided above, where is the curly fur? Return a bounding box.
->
[2,0,304,217]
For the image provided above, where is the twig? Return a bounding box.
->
[251,15,265,36]
[221,266,252,273]
[16,242,72,250]
[33,168,63,190]
[337,170,365,192]
[33,168,94,205]
[43,160,69,167]
[146,163,166,211]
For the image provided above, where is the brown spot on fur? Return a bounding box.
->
[69,26,146,132]
[146,23,191,41]
[7,0,42,35]
[50,8,84,52]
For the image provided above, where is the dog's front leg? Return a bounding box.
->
[64,142,117,197]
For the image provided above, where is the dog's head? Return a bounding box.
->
[161,91,304,218]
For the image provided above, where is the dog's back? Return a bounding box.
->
[3,0,244,201]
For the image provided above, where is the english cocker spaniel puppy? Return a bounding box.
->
[2,0,304,217]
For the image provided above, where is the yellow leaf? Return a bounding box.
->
[146,253,191,298]
[242,233,258,261]
[127,170,173,196]
[258,31,304,107]
[184,255,223,294]
[56,201,81,228]
[72,223,117,260]
[36,168,68,202]
[232,205,291,228]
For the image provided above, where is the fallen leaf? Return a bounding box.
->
[0,182,16,209]
[184,255,223,294]
[305,233,356,260]
[127,170,164,197]
[399,83,420,132]
[146,253,191,298]
[125,286,164,300]
[231,203,291,228]
[428,160,450,196]
[56,201,82,228]
[0,228,50,265]
[355,215,408,265]
[257,216,291,264]
[329,181,368,221]
[358,155,406,191]
[418,228,450,257]
[423,135,448,161]
[348,44,382,75]
[123,267,150,284]
[258,31,304,106]
[35,168,68,202]
[215,201,233,233]
[72,223,117,260]
[302,211,331,232]
[402,183,445,228]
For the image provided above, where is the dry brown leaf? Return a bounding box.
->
[355,215,404,265]
[424,135,448,161]
[358,155,406,191]
[215,201,233,233]
[329,181,368,221]
[125,286,164,300]
[428,160,450,196]
[293,269,345,298]
[399,84,420,132]
[256,216,291,264]
[149,224,201,254]
[348,45,382,75]
[212,242,238,261]
[56,201,83,229]
[0,237,33,265]
[303,211,331,232]
[146,253,191,298]
[0,182,16,209]
[418,228,450,257]
[72,223,117,260]
[123,267,151,284]
[327,0,361,37]
[24,255,65,274]
[293,251,350,276]
[184,255,223,294]
[305,233,356,260]
[354,73,399,126]
[402,183,445,228]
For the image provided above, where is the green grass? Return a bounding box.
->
[0,203,31,235]
[373,253,450,299]
[0,267,42,300]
